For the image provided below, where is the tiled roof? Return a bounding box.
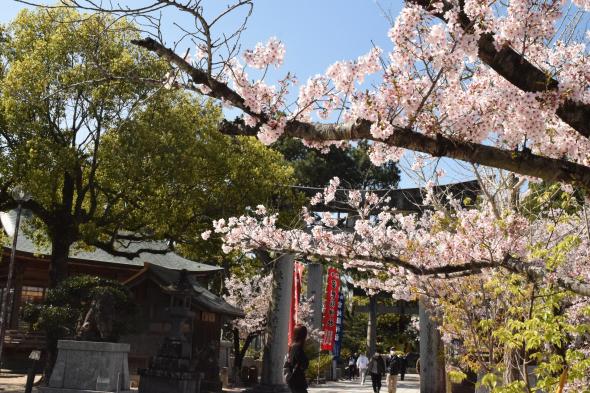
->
[126,263,244,318]
[1,212,221,274]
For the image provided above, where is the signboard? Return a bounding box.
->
[320,267,340,351]
[29,350,41,360]
[332,289,345,358]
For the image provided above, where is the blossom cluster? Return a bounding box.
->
[243,37,285,69]
[224,272,273,338]
[297,295,323,341]
[325,47,383,92]
[211,178,531,287]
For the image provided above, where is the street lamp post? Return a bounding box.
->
[0,186,31,372]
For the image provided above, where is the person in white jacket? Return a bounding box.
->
[356,352,369,385]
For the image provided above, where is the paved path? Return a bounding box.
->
[0,370,42,392]
[0,371,420,393]
[309,374,420,393]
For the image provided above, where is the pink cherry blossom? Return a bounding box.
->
[224,272,273,338]
[243,37,286,69]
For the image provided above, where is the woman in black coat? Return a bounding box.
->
[287,325,310,393]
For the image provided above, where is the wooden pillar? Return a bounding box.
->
[366,295,377,357]
[419,296,446,393]
[260,253,294,389]
[306,263,323,330]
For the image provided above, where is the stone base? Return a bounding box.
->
[47,340,131,393]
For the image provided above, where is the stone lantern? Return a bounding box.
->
[138,270,201,393]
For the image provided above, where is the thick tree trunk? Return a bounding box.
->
[232,329,256,386]
[48,232,71,288]
[367,295,377,357]
[43,230,73,384]
[42,333,59,384]
[419,297,446,393]
[260,253,293,389]
[233,329,242,384]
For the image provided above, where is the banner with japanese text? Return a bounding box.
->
[320,267,340,351]
[332,289,345,358]
[288,262,305,345]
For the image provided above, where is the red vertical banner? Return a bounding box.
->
[288,262,305,345]
[321,267,340,351]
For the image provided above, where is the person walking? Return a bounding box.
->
[356,352,369,385]
[399,353,408,381]
[285,324,310,393]
[367,352,386,393]
[347,354,357,380]
[386,352,401,393]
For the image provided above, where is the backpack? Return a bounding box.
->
[283,353,294,383]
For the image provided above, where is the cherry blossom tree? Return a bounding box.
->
[297,294,323,341]
[224,272,272,383]
[212,176,590,390]
[213,177,590,295]
[26,0,590,190]
[223,266,321,383]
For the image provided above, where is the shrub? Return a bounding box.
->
[22,275,138,342]
[305,353,333,382]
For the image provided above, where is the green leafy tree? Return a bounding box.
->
[0,8,298,287]
[273,140,400,190]
[341,297,417,357]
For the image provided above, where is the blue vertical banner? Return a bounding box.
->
[332,288,345,358]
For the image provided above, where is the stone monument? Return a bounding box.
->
[41,340,131,393]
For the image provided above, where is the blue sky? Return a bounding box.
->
[2,0,472,188]
[2,1,398,88]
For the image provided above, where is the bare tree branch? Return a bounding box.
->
[87,238,173,259]
[131,37,590,191]
[223,118,590,190]
[502,256,590,297]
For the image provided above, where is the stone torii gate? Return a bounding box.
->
[255,181,479,393]
[318,181,476,393]
[353,294,446,393]
[258,261,447,393]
